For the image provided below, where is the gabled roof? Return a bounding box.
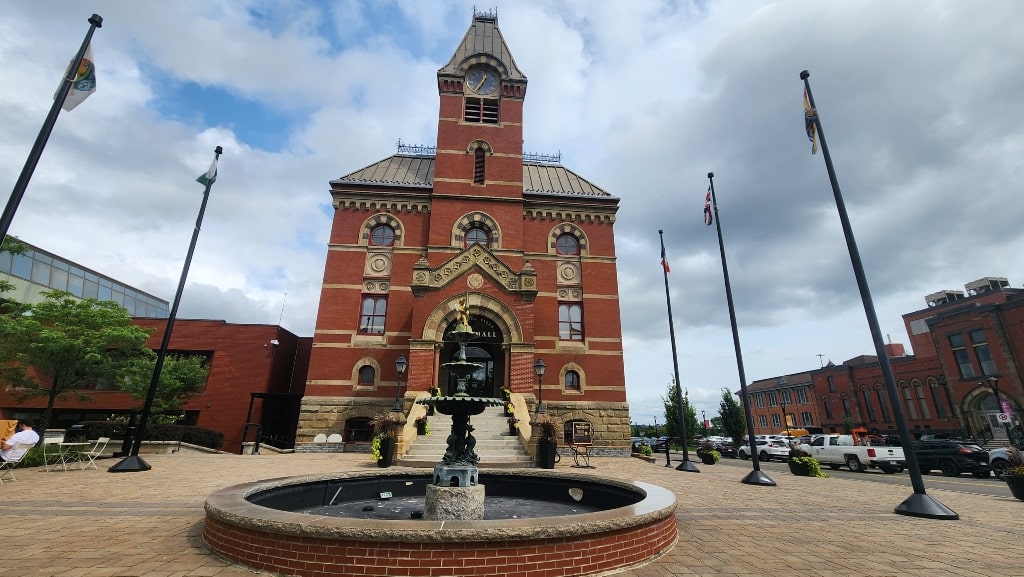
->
[331,155,613,198]
[438,14,525,80]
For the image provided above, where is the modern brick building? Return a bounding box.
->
[744,276,1023,445]
[300,12,630,453]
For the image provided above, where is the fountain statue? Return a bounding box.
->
[416,298,503,520]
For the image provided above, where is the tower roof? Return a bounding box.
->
[438,13,525,80]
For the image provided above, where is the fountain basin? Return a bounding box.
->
[203,469,677,577]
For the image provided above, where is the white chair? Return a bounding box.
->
[80,437,111,470]
[42,437,66,471]
[326,433,343,443]
[313,433,328,443]
[0,442,36,483]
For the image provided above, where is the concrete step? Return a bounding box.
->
[400,403,532,468]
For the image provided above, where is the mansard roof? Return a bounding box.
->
[331,155,613,198]
[438,14,525,80]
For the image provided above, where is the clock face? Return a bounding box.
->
[466,68,499,95]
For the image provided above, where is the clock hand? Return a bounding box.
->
[475,74,487,91]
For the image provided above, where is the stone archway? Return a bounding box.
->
[421,293,523,344]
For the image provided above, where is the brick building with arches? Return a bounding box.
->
[299,12,630,454]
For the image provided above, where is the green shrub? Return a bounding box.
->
[78,421,224,450]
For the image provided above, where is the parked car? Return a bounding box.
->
[989,446,1016,479]
[716,439,737,458]
[652,436,674,452]
[737,439,789,461]
[913,439,991,477]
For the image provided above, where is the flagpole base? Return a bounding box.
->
[108,455,152,473]
[894,493,958,520]
[741,470,776,486]
[675,459,700,472]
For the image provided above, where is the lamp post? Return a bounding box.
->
[534,358,546,414]
[391,354,407,413]
[987,376,1010,439]
[778,376,788,434]
[653,416,659,437]
[701,410,710,438]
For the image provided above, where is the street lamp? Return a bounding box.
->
[778,376,788,434]
[534,358,546,414]
[391,354,407,413]
[987,375,1010,439]
[701,410,710,438]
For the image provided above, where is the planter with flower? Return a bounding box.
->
[1000,445,1024,500]
[696,438,721,465]
[788,443,827,477]
[426,386,441,415]
[415,415,430,436]
[533,414,561,469]
[370,412,403,467]
[507,414,520,436]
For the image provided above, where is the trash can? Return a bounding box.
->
[65,424,88,443]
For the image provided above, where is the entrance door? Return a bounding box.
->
[983,411,1010,440]
[440,315,505,397]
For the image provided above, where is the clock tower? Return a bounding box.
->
[302,10,631,457]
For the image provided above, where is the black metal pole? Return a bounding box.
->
[0,14,102,243]
[707,173,774,486]
[801,70,955,519]
[988,377,1011,439]
[109,146,223,473]
[658,230,698,472]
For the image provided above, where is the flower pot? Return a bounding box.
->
[537,438,557,469]
[416,422,427,435]
[699,453,717,465]
[377,437,396,468]
[508,423,518,436]
[1005,475,1024,500]
[788,459,810,476]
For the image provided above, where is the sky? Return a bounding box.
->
[2,1,1023,428]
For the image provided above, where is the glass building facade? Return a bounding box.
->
[0,244,169,318]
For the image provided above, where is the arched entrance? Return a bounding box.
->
[440,315,505,397]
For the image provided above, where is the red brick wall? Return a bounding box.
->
[203,513,676,577]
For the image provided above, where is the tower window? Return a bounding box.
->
[473,147,486,184]
[558,303,584,341]
[369,224,395,247]
[465,225,491,248]
[359,296,387,334]
[465,98,499,124]
[555,234,579,255]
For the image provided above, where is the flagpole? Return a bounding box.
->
[801,70,956,519]
[0,14,102,243]
[707,173,775,486]
[658,230,699,472]
[110,146,223,473]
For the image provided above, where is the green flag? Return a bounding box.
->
[196,157,218,186]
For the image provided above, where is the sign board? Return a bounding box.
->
[997,412,1011,423]
[564,421,593,446]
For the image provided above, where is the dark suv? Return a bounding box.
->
[913,439,991,478]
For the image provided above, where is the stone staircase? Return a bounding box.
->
[398,405,534,468]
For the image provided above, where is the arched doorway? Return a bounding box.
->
[440,314,505,397]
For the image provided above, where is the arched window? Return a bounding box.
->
[930,380,948,417]
[902,385,918,420]
[875,385,891,422]
[565,370,581,391]
[465,225,490,248]
[822,397,834,420]
[558,303,584,341]
[368,225,395,247]
[861,386,876,422]
[555,234,579,255]
[473,147,486,184]
[914,382,931,419]
[359,296,387,334]
[840,394,852,417]
[358,365,375,386]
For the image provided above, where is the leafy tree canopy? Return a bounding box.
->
[718,387,747,448]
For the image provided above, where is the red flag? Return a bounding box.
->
[660,244,670,273]
[704,186,713,226]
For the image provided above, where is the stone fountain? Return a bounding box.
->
[416,301,503,520]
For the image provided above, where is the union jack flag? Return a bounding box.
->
[704,186,713,226]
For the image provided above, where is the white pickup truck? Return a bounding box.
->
[802,433,906,473]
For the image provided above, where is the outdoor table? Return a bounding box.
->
[53,442,90,471]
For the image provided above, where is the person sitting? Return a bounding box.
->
[1,419,40,462]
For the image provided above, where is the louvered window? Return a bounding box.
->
[474,148,485,184]
[464,98,499,124]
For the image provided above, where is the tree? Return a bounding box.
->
[662,378,699,447]
[119,352,209,422]
[719,387,747,448]
[0,290,153,432]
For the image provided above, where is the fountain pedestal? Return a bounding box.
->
[425,483,486,520]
